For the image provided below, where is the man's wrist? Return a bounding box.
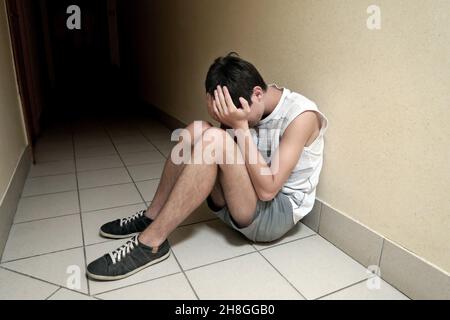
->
[233,121,249,131]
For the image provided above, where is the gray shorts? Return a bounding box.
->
[206,193,295,243]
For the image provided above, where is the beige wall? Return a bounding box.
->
[126,0,450,272]
[0,0,28,203]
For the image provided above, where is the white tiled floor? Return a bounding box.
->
[0,117,409,300]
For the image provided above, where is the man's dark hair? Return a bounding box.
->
[205,52,267,108]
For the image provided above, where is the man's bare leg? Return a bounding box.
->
[87,127,258,280]
[145,121,212,219]
[139,127,258,248]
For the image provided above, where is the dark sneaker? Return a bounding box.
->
[86,235,171,281]
[100,210,153,239]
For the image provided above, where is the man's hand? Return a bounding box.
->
[213,86,251,130]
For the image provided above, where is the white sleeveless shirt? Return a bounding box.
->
[251,84,329,224]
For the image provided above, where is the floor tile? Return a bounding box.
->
[143,130,173,141]
[116,142,157,154]
[187,252,303,300]
[22,174,77,197]
[0,268,58,300]
[108,129,143,139]
[127,163,164,182]
[135,179,160,202]
[34,140,73,154]
[79,183,142,212]
[96,273,196,300]
[110,134,149,145]
[77,167,132,189]
[260,236,370,300]
[76,155,123,172]
[169,220,255,270]
[28,160,75,178]
[48,288,97,300]
[150,139,178,150]
[34,149,74,163]
[121,150,166,166]
[252,223,316,250]
[82,204,147,245]
[320,277,409,300]
[86,241,181,295]
[76,145,117,159]
[158,146,172,158]
[14,191,79,223]
[1,215,83,262]
[2,247,88,294]
[74,137,112,149]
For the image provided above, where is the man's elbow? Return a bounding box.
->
[256,189,278,202]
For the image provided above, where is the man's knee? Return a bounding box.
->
[185,120,212,134]
[183,121,212,145]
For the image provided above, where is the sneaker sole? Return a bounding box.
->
[86,250,171,281]
[99,230,140,239]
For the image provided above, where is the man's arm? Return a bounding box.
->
[212,85,317,201]
[234,112,317,201]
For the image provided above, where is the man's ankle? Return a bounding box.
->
[144,208,156,220]
[138,233,165,249]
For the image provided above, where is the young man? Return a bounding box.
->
[86,53,328,281]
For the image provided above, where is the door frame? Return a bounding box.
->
[5,0,40,163]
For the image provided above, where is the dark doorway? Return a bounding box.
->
[45,0,116,118]
[6,0,126,145]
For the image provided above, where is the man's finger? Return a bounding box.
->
[214,90,224,115]
[217,86,228,114]
[240,97,251,113]
[223,86,237,111]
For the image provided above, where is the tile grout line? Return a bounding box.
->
[0,245,84,265]
[314,278,369,300]
[255,233,318,253]
[71,126,91,296]
[136,125,171,161]
[182,250,257,273]
[317,202,323,234]
[92,271,183,297]
[45,287,62,300]
[1,265,98,299]
[0,266,87,297]
[21,188,79,199]
[378,238,385,267]
[13,212,81,226]
[81,201,146,215]
[168,249,200,300]
[104,127,152,207]
[252,235,320,300]
[255,250,308,300]
[29,170,76,179]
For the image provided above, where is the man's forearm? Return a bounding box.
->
[233,125,277,201]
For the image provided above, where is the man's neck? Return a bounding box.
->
[262,85,284,119]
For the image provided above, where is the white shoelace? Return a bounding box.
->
[119,210,146,227]
[109,236,139,264]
